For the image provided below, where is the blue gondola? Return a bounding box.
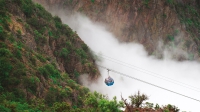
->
[104,69,114,86]
[105,76,114,86]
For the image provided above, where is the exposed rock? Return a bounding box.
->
[34,0,200,60]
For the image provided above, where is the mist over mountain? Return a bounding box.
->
[1,0,200,112]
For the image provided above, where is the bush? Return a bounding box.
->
[53,102,71,112]
[23,76,38,94]
[0,0,6,10]
[81,43,89,52]
[36,53,46,62]
[59,48,69,58]
[0,105,10,112]
[27,17,39,28]
[34,30,47,45]
[12,0,22,6]
[16,30,22,38]
[166,0,174,5]
[45,87,59,106]
[38,66,49,79]
[91,0,95,3]
[14,49,22,59]
[12,61,27,77]
[38,64,61,79]
[0,57,12,85]
[12,88,26,102]
[0,42,7,48]
[0,26,6,41]
[74,70,80,78]
[75,48,87,59]
[167,34,174,41]
[129,91,148,108]
[29,55,36,66]
[35,3,52,20]
[21,0,34,17]
[85,92,123,112]
[0,48,12,57]
[54,16,62,23]
[44,64,60,78]
[7,77,20,86]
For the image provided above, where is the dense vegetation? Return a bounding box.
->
[0,0,112,111]
[0,0,180,111]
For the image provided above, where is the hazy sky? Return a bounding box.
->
[56,13,200,111]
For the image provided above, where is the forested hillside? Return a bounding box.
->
[0,0,123,111]
[0,0,179,111]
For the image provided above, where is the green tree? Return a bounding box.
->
[129,91,148,108]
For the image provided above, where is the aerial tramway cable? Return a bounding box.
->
[97,64,200,103]
[91,51,200,92]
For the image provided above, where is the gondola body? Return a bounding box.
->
[105,76,114,86]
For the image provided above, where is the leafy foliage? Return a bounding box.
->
[59,48,69,58]
[21,0,34,17]
[129,91,148,108]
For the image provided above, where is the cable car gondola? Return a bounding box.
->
[104,69,114,86]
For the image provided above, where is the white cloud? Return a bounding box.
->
[57,12,200,112]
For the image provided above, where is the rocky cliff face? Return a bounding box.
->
[33,0,200,60]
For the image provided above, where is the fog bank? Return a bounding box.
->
[55,12,200,111]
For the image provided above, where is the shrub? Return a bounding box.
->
[23,76,38,94]
[167,35,174,41]
[66,41,72,49]
[166,0,174,5]
[7,34,15,43]
[29,55,36,66]
[0,48,12,57]
[34,30,47,45]
[0,57,12,84]
[38,66,49,79]
[0,42,7,48]
[38,64,61,79]
[91,0,95,3]
[48,30,53,37]
[44,64,60,78]
[143,0,149,7]
[27,17,39,28]
[12,61,27,77]
[35,3,52,20]
[129,91,148,108]
[0,11,10,30]
[0,26,6,41]
[45,87,59,106]
[36,54,46,62]
[54,16,62,23]
[59,48,69,58]
[74,70,80,78]
[7,77,20,86]
[81,43,89,52]
[21,0,34,17]
[0,105,10,112]
[53,102,71,112]
[16,30,22,38]
[14,49,22,59]
[12,0,22,6]
[0,0,5,10]
[75,48,87,59]
[54,16,62,29]
[12,88,26,102]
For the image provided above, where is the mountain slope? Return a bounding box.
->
[0,0,124,111]
[0,0,181,112]
[34,0,200,60]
